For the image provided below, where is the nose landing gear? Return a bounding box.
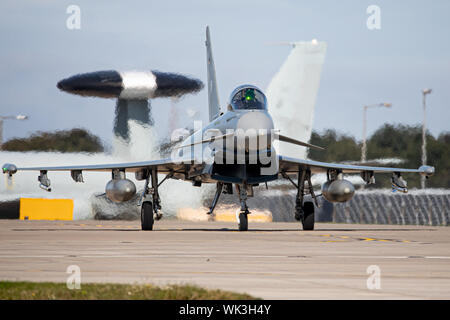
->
[237,209,249,231]
[236,184,250,231]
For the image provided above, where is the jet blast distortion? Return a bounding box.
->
[57,70,204,142]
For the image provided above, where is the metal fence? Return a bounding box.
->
[220,188,450,226]
[331,192,450,226]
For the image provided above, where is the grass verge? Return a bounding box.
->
[0,281,257,300]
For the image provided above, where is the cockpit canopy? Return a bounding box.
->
[229,85,267,110]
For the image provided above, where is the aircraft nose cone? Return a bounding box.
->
[235,111,274,152]
[237,111,274,133]
[57,70,123,98]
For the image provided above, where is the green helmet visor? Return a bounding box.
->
[244,89,255,101]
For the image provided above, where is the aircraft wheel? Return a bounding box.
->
[294,209,303,221]
[302,201,315,231]
[238,211,248,231]
[141,201,154,231]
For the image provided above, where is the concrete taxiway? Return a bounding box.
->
[0,219,449,299]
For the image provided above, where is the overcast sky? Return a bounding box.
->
[0,0,448,146]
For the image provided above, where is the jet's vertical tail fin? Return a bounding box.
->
[266,40,327,159]
[205,26,220,121]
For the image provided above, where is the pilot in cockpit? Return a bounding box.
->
[240,89,257,108]
[230,87,267,110]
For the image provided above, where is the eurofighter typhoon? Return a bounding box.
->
[2,27,435,231]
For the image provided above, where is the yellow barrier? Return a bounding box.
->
[19,198,73,221]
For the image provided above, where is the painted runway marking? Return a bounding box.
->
[318,234,416,243]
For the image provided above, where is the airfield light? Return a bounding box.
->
[421,88,432,189]
[361,103,392,163]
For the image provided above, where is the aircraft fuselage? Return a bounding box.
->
[176,85,278,185]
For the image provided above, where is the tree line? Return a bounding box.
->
[308,124,449,188]
[1,128,104,153]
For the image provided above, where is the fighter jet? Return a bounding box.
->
[2,27,435,231]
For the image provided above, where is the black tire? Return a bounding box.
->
[294,209,302,221]
[302,201,315,230]
[141,201,154,231]
[238,212,248,231]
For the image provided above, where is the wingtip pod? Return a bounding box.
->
[57,70,204,100]
[2,163,17,175]
[419,165,435,177]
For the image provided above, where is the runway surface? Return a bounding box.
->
[0,219,449,299]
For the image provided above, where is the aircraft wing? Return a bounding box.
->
[2,156,204,184]
[278,155,435,176]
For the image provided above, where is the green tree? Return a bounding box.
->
[308,125,449,189]
[1,128,104,153]
[308,129,360,162]
[367,124,448,188]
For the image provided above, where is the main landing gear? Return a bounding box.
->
[301,201,315,231]
[283,168,317,231]
[139,169,168,231]
[141,201,154,230]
